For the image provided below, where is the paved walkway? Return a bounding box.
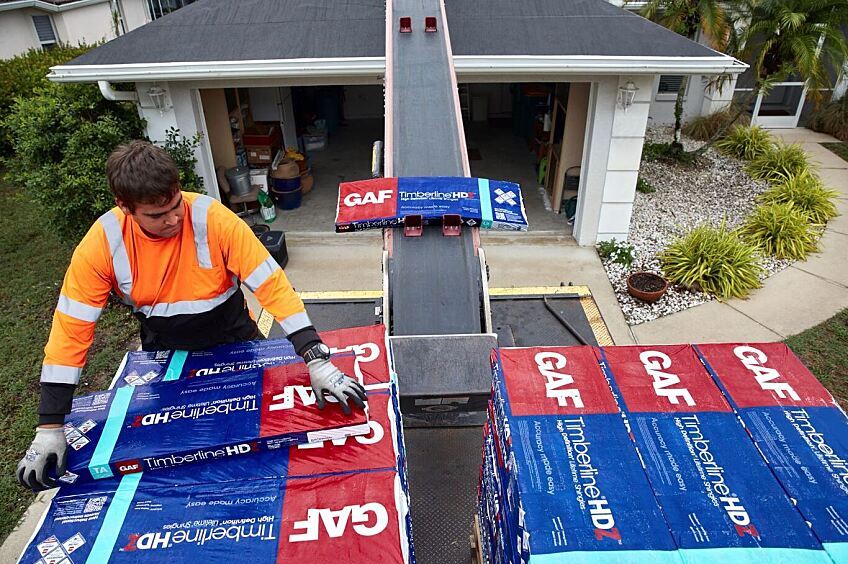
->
[631,128,848,344]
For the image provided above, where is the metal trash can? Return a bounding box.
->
[225,166,252,196]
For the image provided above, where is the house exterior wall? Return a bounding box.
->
[0,0,149,60]
[118,0,150,31]
[53,2,116,46]
[0,10,40,59]
[574,75,652,246]
[135,81,220,201]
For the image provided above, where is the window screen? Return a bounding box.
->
[32,15,56,45]
[658,75,686,94]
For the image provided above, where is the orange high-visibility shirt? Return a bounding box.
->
[41,192,309,385]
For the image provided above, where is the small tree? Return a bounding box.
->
[641,0,731,149]
[694,0,848,154]
[3,82,145,238]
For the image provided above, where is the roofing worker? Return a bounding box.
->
[16,141,366,491]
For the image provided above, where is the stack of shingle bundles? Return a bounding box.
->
[696,342,848,563]
[113,324,389,389]
[20,325,415,563]
[479,346,680,563]
[598,344,831,564]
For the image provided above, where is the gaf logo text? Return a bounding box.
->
[289,504,388,542]
[639,351,696,406]
[733,346,801,401]
[535,351,584,408]
[344,190,393,207]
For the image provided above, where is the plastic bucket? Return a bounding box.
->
[271,175,301,193]
[271,187,302,210]
[225,166,252,196]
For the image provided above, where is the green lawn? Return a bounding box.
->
[822,142,848,163]
[0,179,137,542]
[785,308,848,406]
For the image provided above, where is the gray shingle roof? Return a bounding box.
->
[66,0,386,65]
[64,0,727,68]
[445,0,723,58]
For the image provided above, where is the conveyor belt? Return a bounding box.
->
[390,0,465,176]
[386,0,482,337]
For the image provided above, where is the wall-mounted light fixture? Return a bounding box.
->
[617,80,638,112]
[146,85,170,113]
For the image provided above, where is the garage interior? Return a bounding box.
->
[201,82,589,235]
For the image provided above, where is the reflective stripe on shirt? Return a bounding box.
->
[278,311,313,336]
[191,195,215,269]
[136,283,239,317]
[56,295,103,323]
[243,256,281,292]
[41,363,82,384]
[98,211,134,304]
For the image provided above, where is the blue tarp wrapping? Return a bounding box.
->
[480,347,680,563]
[335,177,529,232]
[20,389,413,564]
[20,325,414,563]
[696,343,848,563]
[598,345,830,564]
[58,326,392,485]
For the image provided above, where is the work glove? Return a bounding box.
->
[17,427,68,491]
[307,359,367,415]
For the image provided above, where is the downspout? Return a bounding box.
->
[98,80,138,102]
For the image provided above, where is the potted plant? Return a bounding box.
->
[627,271,668,303]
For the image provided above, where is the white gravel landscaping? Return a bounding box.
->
[603,127,794,326]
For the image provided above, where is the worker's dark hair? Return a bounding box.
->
[106,140,180,212]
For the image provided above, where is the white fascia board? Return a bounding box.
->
[49,54,747,83]
[454,55,748,76]
[49,57,386,82]
[0,0,108,13]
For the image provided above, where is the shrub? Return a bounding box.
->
[0,45,94,154]
[2,82,145,238]
[597,238,635,268]
[746,141,810,182]
[738,202,821,260]
[636,176,656,194]
[660,222,763,300]
[808,95,848,142]
[683,106,750,141]
[759,171,839,224]
[159,127,204,193]
[715,125,773,161]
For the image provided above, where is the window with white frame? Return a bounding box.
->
[146,0,197,20]
[31,15,57,50]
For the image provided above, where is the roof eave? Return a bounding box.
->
[453,55,749,76]
[0,0,108,13]
[48,57,387,83]
[49,54,747,83]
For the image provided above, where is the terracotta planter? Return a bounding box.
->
[627,272,668,303]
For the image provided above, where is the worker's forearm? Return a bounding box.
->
[38,382,76,426]
[287,326,321,357]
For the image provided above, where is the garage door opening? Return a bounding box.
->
[461,82,589,235]
[201,85,384,232]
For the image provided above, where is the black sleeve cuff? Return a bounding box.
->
[38,383,76,426]
[287,326,321,358]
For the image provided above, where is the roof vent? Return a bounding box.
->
[399,17,412,33]
[425,17,437,32]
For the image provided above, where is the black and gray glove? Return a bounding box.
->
[17,427,67,491]
[307,359,367,415]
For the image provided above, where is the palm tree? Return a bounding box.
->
[694,0,848,153]
[641,0,732,148]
